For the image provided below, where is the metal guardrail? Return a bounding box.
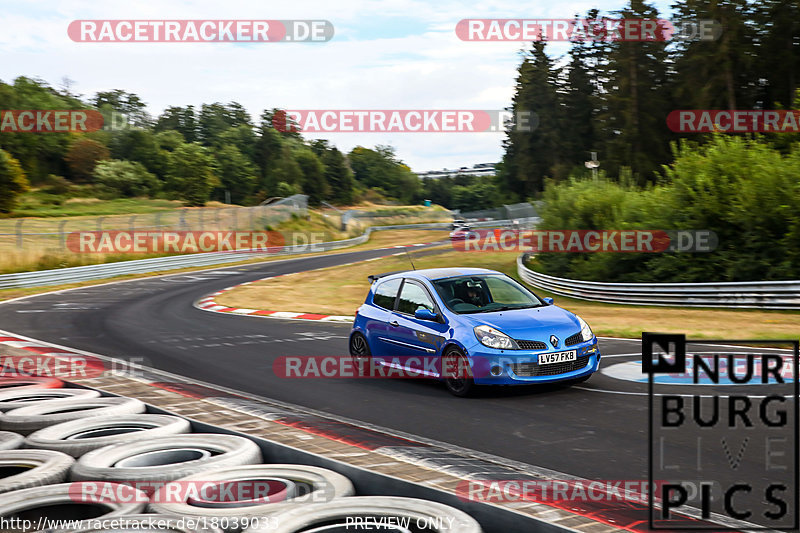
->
[0,218,536,291]
[517,255,800,309]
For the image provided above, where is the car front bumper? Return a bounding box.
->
[463,338,601,385]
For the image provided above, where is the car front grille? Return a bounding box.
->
[516,339,547,350]
[565,332,583,346]
[511,354,591,377]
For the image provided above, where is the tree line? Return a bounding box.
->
[498,0,800,198]
[0,77,504,213]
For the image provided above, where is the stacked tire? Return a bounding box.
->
[0,378,482,533]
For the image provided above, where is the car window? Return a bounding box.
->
[397,281,435,315]
[485,276,535,305]
[432,275,542,314]
[373,278,402,310]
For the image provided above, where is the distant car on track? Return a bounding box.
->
[449,225,475,241]
[349,268,600,396]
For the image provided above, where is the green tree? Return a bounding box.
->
[109,129,168,178]
[752,0,800,109]
[64,138,110,182]
[671,0,756,111]
[0,76,83,181]
[154,106,198,141]
[198,102,252,145]
[558,39,598,177]
[347,145,419,203]
[0,149,29,212]
[166,143,220,206]
[93,160,159,197]
[311,140,354,204]
[599,0,672,182]
[155,130,185,151]
[93,89,150,128]
[214,145,257,204]
[497,41,561,199]
[254,112,286,193]
[294,148,329,206]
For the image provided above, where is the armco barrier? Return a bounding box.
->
[0,218,538,291]
[517,254,800,309]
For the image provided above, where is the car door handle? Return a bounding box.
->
[389,320,399,327]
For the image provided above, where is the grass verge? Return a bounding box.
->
[217,249,800,340]
[0,230,447,304]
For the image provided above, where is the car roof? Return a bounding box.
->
[376,267,501,282]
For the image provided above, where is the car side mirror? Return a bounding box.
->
[414,309,439,321]
[543,297,554,305]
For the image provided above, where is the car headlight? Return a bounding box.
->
[474,325,518,350]
[577,315,594,342]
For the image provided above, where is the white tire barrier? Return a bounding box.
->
[0,388,101,412]
[70,434,262,484]
[0,482,147,520]
[0,397,146,435]
[149,464,355,530]
[25,414,192,458]
[242,496,483,533]
[0,377,63,390]
[0,430,24,450]
[0,449,75,493]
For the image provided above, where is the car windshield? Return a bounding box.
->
[431,275,543,314]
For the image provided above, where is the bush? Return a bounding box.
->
[42,175,73,196]
[535,136,800,282]
[276,181,299,197]
[0,149,29,213]
[93,160,160,198]
[65,138,110,182]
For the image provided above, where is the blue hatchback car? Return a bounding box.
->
[349,267,600,396]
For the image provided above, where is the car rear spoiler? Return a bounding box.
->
[367,271,406,284]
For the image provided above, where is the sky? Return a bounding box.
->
[0,0,673,171]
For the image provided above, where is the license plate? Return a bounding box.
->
[539,351,577,365]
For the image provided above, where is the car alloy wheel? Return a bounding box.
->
[442,348,475,397]
[349,332,371,376]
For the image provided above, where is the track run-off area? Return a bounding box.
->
[0,243,794,500]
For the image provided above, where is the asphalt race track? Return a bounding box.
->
[0,245,795,519]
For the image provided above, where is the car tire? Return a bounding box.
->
[24,414,192,458]
[349,332,372,376]
[149,464,355,529]
[241,496,483,533]
[0,431,24,450]
[0,387,101,412]
[442,347,476,397]
[0,482,147,519]
[70,434,262,484]
[0,449,75,494]
[0,397,146,435]
[41,514,224,533]
[0,377,63,390]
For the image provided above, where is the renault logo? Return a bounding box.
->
[550,335,559,348]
